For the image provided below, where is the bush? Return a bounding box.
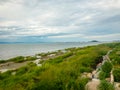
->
[9,56,25,63]
[113,68,120,82]
[101,61,112,73]
[75,78,89,90]
[25,56,37,61]
[99,71,110,80]
[0,60,6,64]
[98,80,115,90]
[79,67,92,73]
[16,66,29,75]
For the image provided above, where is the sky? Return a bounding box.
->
[0,0,120,42]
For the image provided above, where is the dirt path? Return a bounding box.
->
[86,79,100,90]
[0,61,31,73]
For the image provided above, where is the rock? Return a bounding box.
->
[105,78,111,82]
[36,56,42,59]
[11,72,16,75]
[48,54,56,57]
[33,59,40,65]
[0,69,9,73]
[85,79,100,90]
[115,82,120,90]
[87,73,92,79]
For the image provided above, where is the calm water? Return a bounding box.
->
[0,42,101,60]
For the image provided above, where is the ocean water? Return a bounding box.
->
[0,42,101,60]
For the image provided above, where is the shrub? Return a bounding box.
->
[16,66,28,75]
[98,80,115,90]
[79,67,92,73]
[75,78,89,90]
[25,56,37,61]
[99,71,109,80]
[0,60,6,64]
[9,56,25,63]
[101,61,112,73]
[113,68,120,82]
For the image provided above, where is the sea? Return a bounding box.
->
[0,42,101,60]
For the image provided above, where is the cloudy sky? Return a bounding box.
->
[0,0,120,42]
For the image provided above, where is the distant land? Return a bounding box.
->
[0,40,120,44]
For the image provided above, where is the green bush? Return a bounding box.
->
[75,78,89,90]
[25,56,37,61]
[101,61,112,73]
[16,66,29,75]
[113,68,120,82]
[9,56,25,63]
[98,80,115,90]
[79,67,92,73]
[99,71,110,80]
[0,60,6,64]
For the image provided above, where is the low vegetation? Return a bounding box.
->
[0,42,120,90]
[98,80,115,90]
[109,42,120,82]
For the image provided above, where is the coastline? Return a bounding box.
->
[0,42,102,73]
[0,42,120,90]
[0,42,102,60]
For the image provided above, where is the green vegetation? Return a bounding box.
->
[99,71,108,80]
[113,68,120,82]
[99,61,112,80]
[8,56,25,63]
[0,42,120,90]
[0,60,6,64]
[98,80,115,90]
[109,42,120,82]
[101,61,112,73]
[0,56,37,63]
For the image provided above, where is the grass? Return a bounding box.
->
[109,42,120,82]
[0,42,119,90]
[98,80,115,90]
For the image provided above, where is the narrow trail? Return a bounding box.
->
[86,50,113,90]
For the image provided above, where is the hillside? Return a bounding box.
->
[0,42,120,90]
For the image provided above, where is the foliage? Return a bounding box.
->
[8,56,25,63]
[101,61,112,73]
[0,60,6,64]
[25,56,37,61]
[98,80,115,90]
[0,43,118,90]
[113,68,120,82]
[99,71,110,80]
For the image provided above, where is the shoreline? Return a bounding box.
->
[0,42,102,73]
[0,42,102,60]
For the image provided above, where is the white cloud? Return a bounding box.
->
[48,34,84,38]
[84,33,120,41]
[0,0,120,42]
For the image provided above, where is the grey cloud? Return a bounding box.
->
[0,0,120,42]
[0,0,12,5]
[101,14,120,24]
